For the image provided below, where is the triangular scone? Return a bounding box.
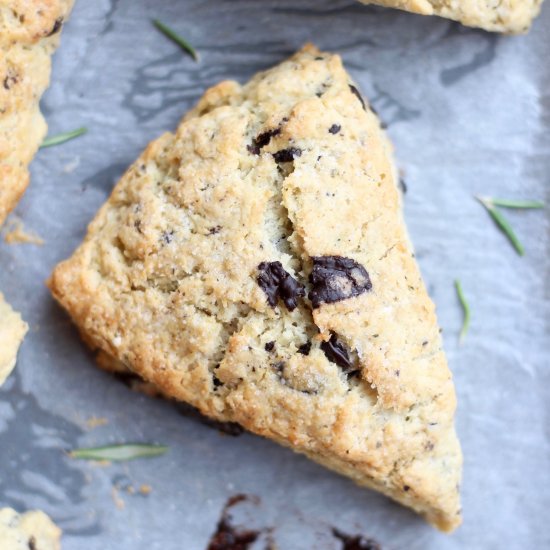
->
[0,292,28,386]
[0,0,74,226]
[49,45,462,531]
[358,0,544,33]
[0,508,61,550]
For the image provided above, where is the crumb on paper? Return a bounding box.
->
[86,416,108,429]
[90,459,112,468]
[139,484,152,495]
[111,486,125,510]
[63,156,80,173]
[3,217,44,245]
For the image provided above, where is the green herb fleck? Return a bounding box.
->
[483,198,544,210]
[474,196,545,256]
[153,19,198,61]
[455,280,470,344]
[41,127,87,148]
[69,444,168,462]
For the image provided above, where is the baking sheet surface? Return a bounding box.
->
[1,1,549,548]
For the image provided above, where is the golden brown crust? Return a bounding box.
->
[0,0,74,226]
[0,292,28,386]
[49,45,462,531]
[359,0,544,33]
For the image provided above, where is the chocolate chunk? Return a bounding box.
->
[273,147,302,163]
[47,17,63,37]
[264,341,275,352]
[28,537,37,550]
[257,261,305,311]
[297,341,312,355]
[3,72,17,90]
[403,485,410,491]
[349,85,366,111]
[333,528,381,550]
[309,256,372,308]
[209,225,222,235]
[247,128,281,155]
[328,124,341,134]
[321,333,358,375]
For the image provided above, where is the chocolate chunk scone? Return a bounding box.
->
[49,45,462,531]
[0,0,74,226]
[359,0,544,33]
[0,292,28,386]
[0,508,61,550]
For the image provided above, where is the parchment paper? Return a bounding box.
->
[1,1,549,548]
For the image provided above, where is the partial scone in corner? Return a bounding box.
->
[49,45,463,531]
[0,292,28,386]
[0,508,61,550]
[0,0,74,226]
[359,0,544,33]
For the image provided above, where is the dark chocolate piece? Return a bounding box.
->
[47,17,64,37]
[264,341,275,352]
[328,124,341,134]
[333,528,381,550]
[321,333,357,374]
[309,256,372,308]
[272,147,302,163]
[28,537,37,550]
[349,85,366,110]
[297,342,312,356]
[257,261,305,311]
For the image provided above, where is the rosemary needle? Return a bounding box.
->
[483,197,544,210]
[40,127,87,148]
[153,19,198,62]
[476,196,532,256]
[455,280,470,344]
[69,444,168,462]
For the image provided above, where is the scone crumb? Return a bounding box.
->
[3,218,44,245]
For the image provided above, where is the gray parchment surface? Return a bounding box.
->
[1,1,549,548]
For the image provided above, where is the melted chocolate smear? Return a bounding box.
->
[297,341,312,355]
[349,85,366,111]
[309,256,372,308]
[333,529,381,550]
[273,147,302,163]
[258,261,305,311]
[207,495,260,550]
[321,334,360,376]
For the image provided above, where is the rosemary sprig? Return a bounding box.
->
[454,280,470,344]
[40,127,87,148]
[69,444,168,462]
[475,196,544,256]
[40,127,87,149]
[153,19,198,62]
